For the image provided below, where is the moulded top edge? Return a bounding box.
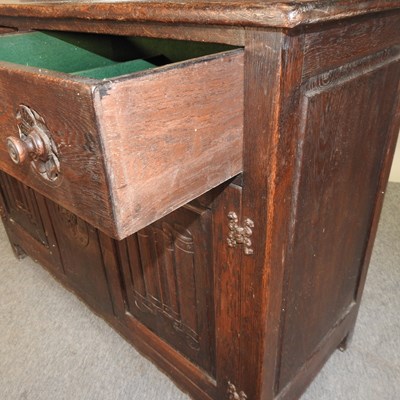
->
[0,1,399,29]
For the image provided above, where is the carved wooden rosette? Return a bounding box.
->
[15,105,60,182]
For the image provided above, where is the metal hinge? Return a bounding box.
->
[227,381,248,399]
[227,212,254,255]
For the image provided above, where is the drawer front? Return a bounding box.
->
[0,33,244,239]
[0,64,114,233]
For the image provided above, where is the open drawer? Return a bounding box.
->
[0,32,244,239]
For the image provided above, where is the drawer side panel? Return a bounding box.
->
[94,50,244,239]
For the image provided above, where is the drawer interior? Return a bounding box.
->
[0,31,235,79]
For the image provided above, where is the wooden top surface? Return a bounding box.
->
[0,1,398,28]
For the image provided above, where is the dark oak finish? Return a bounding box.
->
[240,29,307,400]
[280,42,400,391]
[0,171,63,269]
[115,203,217,375]
[0,171,229,400]
[303,11,400,78]
[46,200,115,316]
[0,19,246,45]
[0,0,398,28]
[0,3,400,400]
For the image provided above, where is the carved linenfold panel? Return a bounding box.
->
[130,221,200,348]
[119,204,216,376]
[55,205,89,248]
[172,320,200,351]
[137,227,163,307]
[156,223,180,318]
[169,222,198,334]
[0,171,48,245]
[46,200,114,316]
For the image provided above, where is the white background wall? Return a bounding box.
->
[389,139,400,183]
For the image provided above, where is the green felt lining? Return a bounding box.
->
[0,31,234,80]
[0,31,117,73]
[72,59,155,79]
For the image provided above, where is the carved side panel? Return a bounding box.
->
[0,170,48,245]
[118,204,216,376]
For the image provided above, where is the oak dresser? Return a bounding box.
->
[0,1,399,399]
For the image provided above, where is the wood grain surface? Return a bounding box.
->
[0,18,246,45]
[0,1,398,28]
[239,29,307,400]
[0,63,115,234]
[94,49,244,239]
[1,6,400,400]
[1,171,227,400]
[303,11,400,78]
[279,47,400,391]
[0,47,243,240]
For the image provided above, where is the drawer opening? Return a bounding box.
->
[0,30,244,239]
[0,31,235,79]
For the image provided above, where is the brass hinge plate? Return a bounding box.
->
[227,381,248,399]
[227,211,254,255]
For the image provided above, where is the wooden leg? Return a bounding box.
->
[338,329,355,352]
[11,243,27,260]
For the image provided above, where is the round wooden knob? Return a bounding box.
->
[6,136,28,164]
[6,132,47,165]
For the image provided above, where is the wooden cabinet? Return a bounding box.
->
[0,2,399,400]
